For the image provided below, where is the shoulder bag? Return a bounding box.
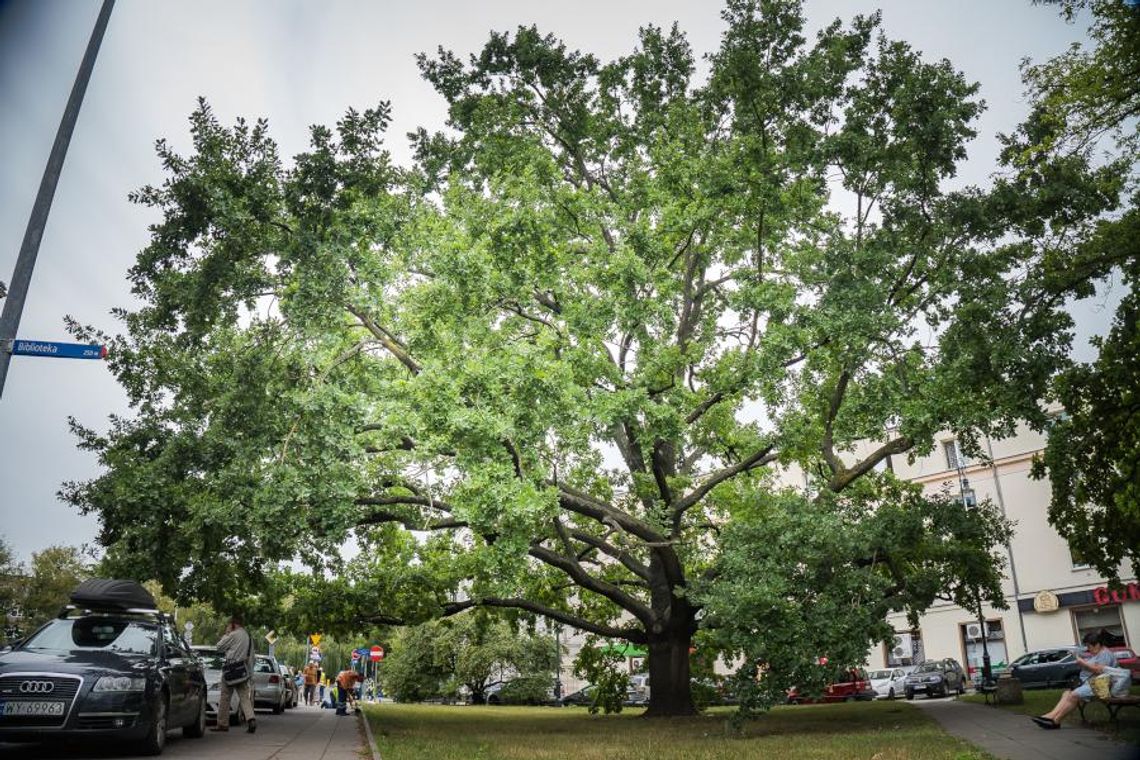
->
[223,630,253,686]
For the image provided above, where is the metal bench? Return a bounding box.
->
[1077,695,1140,725]
[976,682,998,705]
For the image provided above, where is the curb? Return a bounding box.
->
[359,705,382,760]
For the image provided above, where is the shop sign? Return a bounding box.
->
[1093,582,1140,606]
[1033,590,1060,613]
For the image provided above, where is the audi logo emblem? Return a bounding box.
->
[19,680,55,694]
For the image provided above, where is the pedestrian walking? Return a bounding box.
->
[303,661,319,705]
[211,616,257,734]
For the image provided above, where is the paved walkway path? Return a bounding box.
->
[914,698,1140,760]
[0,702,365,759]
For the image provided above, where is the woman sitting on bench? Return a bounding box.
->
[1032,631,1131,729]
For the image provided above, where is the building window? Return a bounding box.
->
[960,619,1008,680]
[1073,606,1126,647]
[943,440,968,471]
[1069,545,1090,570]
[886,630,923,667]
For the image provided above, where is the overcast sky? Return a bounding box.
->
[0,0,1116,565]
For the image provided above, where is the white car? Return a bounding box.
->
[868,667,910,700]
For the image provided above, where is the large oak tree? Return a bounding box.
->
[67,0,1072,714]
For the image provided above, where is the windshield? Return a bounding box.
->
[868,670,892,679]
[194,649,226,669]
[914,662,941,673]
[23,618,157,656]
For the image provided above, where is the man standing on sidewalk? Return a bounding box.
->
[213,616,258,734]
[303,661,319,706]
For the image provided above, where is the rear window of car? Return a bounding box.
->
[23,618,157,656]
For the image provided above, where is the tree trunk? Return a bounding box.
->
[643,629,696,717]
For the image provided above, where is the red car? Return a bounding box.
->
[787,668,876,704]
[1109,647,1140,679]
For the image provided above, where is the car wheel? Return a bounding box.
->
[887,688,895,700]
[844,696,856,703]
[184,695,206,738]
[139,695,168,756]
[956,680,965,696]
[273,696,284,715]
[905,690,914,701]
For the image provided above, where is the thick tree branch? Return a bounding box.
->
[442,597,647,643]
[567,527,652,581]
[345,303,421,374]
[827,435,915,492]
[671,444,777,516]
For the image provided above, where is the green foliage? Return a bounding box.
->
[0,538,25,642]
[21,545,93,632]
[572,637,631,714]
[695,475,1011,713]
[1013,0,1140,577]
[380,614,557,703]
[61,0,1093,715]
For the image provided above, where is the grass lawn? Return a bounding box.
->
[959,685,1140,746]
[362,701,995,760]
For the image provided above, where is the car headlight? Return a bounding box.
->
[93,676,147,692]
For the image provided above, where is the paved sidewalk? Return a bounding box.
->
[0,702,366,759]
[914,698,1140,760]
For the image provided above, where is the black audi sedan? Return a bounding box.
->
[0,579,206,755]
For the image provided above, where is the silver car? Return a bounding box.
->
[190,645,239,725]
[253,654,287,714]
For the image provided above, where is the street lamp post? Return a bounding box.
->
[959,478,994,686]
[554,626,563,701]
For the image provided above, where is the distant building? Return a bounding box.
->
[860,421,1138,676]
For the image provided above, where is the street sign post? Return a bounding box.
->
[370,645,384,662]
[8,339,106,360]
[351,650,360,662]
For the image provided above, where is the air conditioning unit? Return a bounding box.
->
[891,634,912,659]
[965,623,984,640]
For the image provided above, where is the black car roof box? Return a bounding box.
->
[70,579,157,611]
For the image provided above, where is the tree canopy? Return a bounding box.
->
[1014,0,1139,579]
[65,0,1087,715]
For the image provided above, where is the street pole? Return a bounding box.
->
[957,462,994,687]
[0,0,115,400]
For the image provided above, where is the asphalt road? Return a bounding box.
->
[0,701,364,759]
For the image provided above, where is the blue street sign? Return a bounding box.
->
[9,339,106,360]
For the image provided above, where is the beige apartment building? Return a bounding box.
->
[865,422,1139,679]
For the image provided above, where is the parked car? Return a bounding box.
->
[252,654,287,714]
[903,659,966,699]
[560,684,596,706]
[0,579,207,755]
[190,645,239,725]
[787,668,876,704]
[867,667,911,700]
[1007,647,1082,690]
[557,681,646,708]
[278,663,298,708]
[1109,647,1140,679]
